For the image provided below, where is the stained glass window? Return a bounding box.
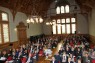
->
[1,13,8,21]
[62,24,65,34]
[57,19,61,23]
[56,5,69,14]
[72,24,76,34]
[3,24,9,42]
[71,18,76,23]
[0,12,9,44]
[52,25,56,34]
[61,19,65,23]
[65,5,69,13]
[52,18,76,34]
[57,24,61,34]
[61,6,65,13]
[66,24,70,34]
[56,6,60,14]
[66,18,70,23]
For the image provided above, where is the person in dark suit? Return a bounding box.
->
[1,50,8,59]
[82,53,91,63]
[50,57,58,63]
[26,53,34,63]
[54,52,61,63]
[76,59,81,63]
[67,57,74,63]
[12,52,22,63]
[75,48,82,57]
[58,47,64,55]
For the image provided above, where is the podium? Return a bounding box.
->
[16,22,27,45]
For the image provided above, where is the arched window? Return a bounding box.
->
[61,6,65,13]
[56,5,69,14]
[56,6,60,14]
[65,5,69,13]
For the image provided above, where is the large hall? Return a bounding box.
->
[0,0,95,63]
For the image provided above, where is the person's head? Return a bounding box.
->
[16,48,19,52]
[22,44,25,48]
[60,47,63,50]
[66,47,69,51]
[3,50,7,55]
[71,47,74,51]
[78,48,80,51]
[31,45,33,48]
[9,49,12,51]
[24,50,27,53]
[29,53,31,57]
[55,52,59,55]
[68,57,71,62]
[63,52,66,55]
[52,57,55,61]
[85,53,89,57]
[19,52,22,56]
[12,52,15,55]
[13,48,15,52]
[78,59,81,63]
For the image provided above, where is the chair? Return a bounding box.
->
[7,56,12,61]
[90,44,94,49]
[21,57,27,63]
[39,50,44,56]
[92,59,95,63]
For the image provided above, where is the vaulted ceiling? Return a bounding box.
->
[0,0,54,17]
[0,0,95,17]
[75,0,95,12]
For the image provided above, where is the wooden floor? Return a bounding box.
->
[37,41,63,63]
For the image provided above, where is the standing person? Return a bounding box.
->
[82,53,91,63]
[26,53,34,63]
[54,52,61,63]
[62,52,67,63]
[50,57,58,63]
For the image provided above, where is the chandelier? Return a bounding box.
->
[26,0,43,24]
[46,18,56,25]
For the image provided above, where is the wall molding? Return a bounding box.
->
[89,35,95,44]
[0,38,29,51]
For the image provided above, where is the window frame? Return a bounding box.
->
[0,11,10,44]
[56,5,70,14]
[52,17,76,34]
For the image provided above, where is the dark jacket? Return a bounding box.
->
[50,60,58,63]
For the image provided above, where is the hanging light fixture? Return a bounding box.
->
[46,19,56,25]
[26,0,43,25]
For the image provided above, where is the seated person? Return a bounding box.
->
[82,53,91,63]
[76,59,81,63]
[44,48,52,58]
[1,50,8,59]
[26,53,34,63]
[62,52,67,63]
[58,47,64,55]
[54,52,61,63]
[68,57,74,63]
[33,50,38,61]
[50,57,58,63]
